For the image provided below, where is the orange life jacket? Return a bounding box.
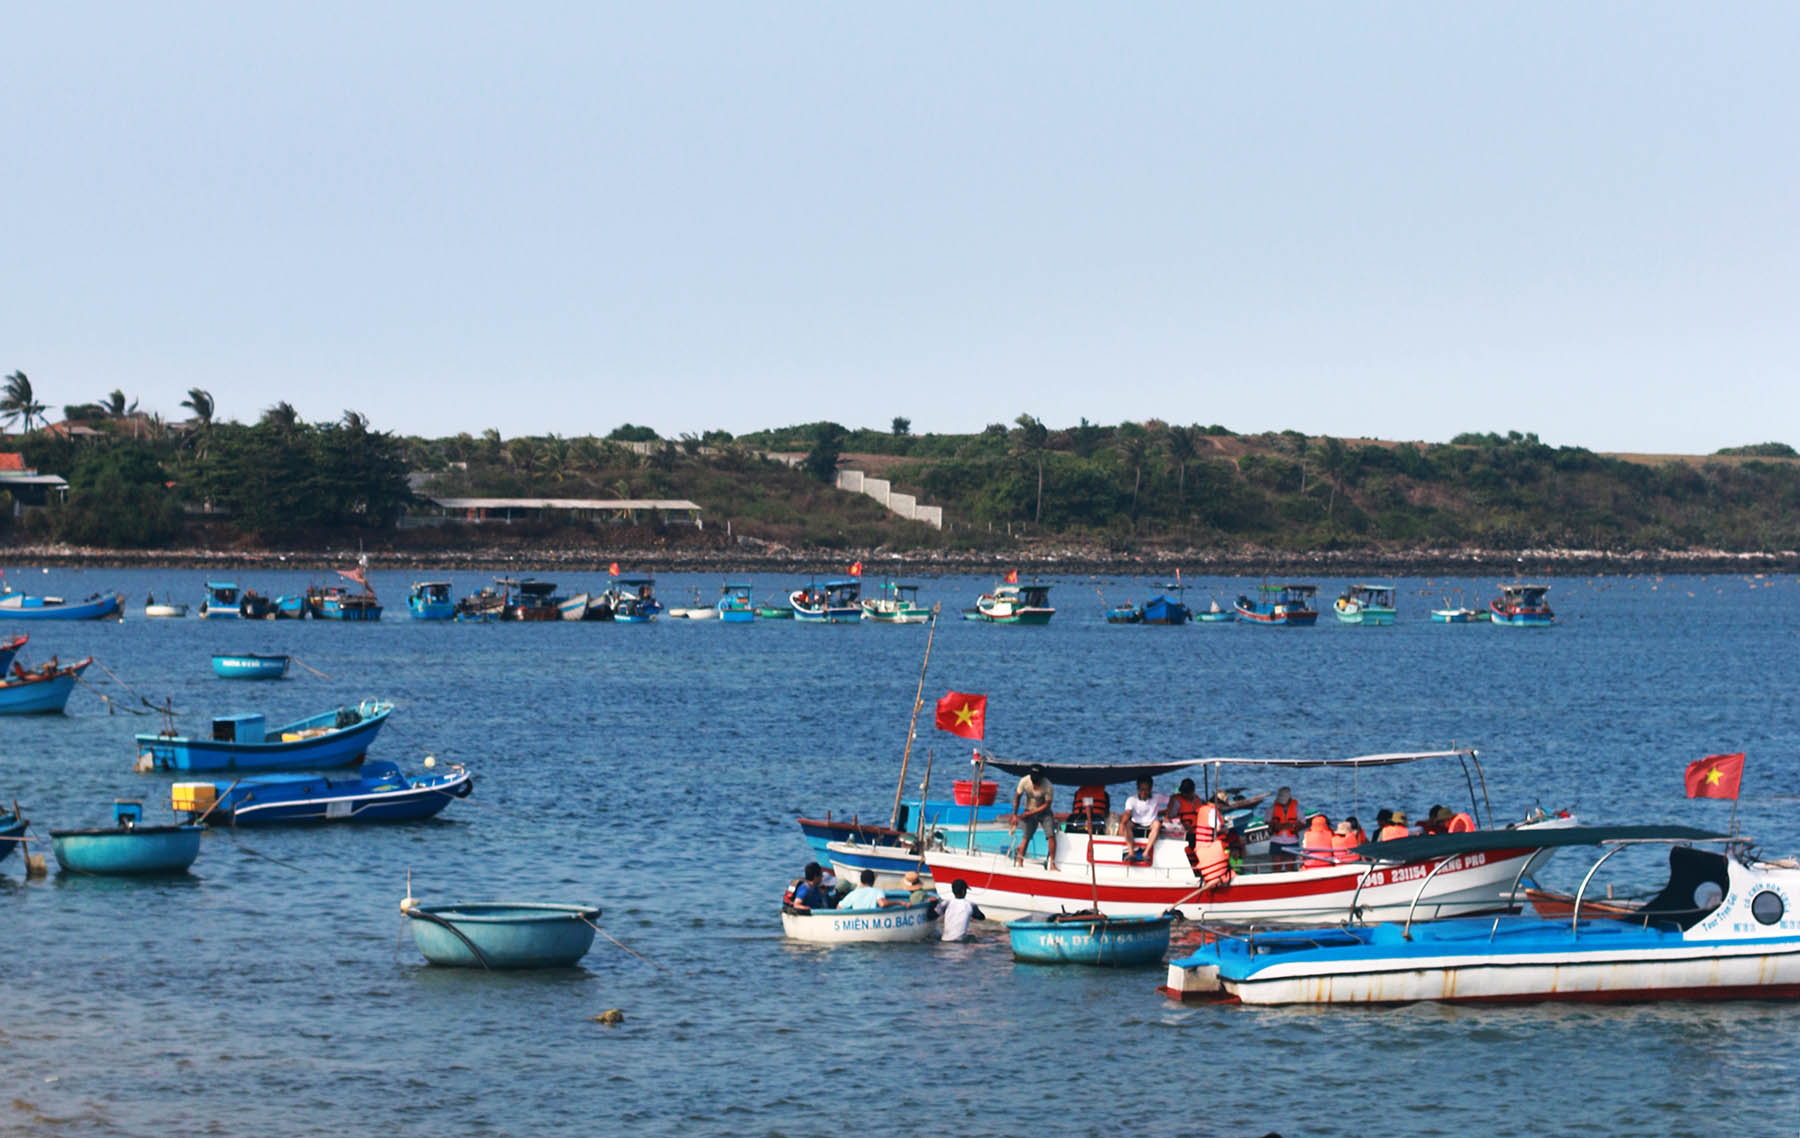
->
[1192,802,1232,887]
[1377,824,1410,841]
[1267,798,1300,838]
[1330,832,1360,864]
[1448,812,1476,833]
[1301,819,1336,866]
[1170,793,1201,832]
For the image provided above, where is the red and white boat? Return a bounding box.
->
[924,749,1575,925]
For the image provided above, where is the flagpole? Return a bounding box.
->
[889,603,941,830]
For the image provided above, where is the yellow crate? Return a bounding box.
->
[171,783,216,812]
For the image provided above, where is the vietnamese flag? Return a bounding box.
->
[935,691,987,739]
[609,562,621,577]
[1685,753,1745,799]
[849,561,863,577]
[1004,569,1018,584]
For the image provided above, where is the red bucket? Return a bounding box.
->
[953,779,998,806]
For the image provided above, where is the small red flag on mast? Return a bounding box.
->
[1684,753,1744,799]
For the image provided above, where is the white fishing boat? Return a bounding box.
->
[1163,826,1800,1005]
[558,593,591,621]
[780,897,938,943]
[144,597,188,618]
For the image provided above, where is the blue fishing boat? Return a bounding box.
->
[0,634,26,672]
[134,699,394,772]
[0,589,123,621]
[1106,593,1191,624]
[0,807,26,864]
[307,585,383,621]
[408,581,456,620]
[1334,583,1397,625]
[177,759,472,825]
[604,577,660,623]
[198,581,243,619]
[790,580,862,623]
[1490,583,1555,627]
[717,582,756,623]
[1159,826,1800,1005]
[1008,913,1173,966]
[50,800,203,875]
[1235,583,1319,626]
[271,593,309,619]
[211,654,290,680]
[0,657,91,715]
[405,901,602,968]
[1194,599,1236,623]
[455,585,505,622]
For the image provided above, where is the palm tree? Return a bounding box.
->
[100,389,139,419]
[1112,422,1151,522]
[2,371,47,432]
[1165,424,1199,508]
[180,388,214,425]
[260,401,300,438]
[1011,413,1050,524]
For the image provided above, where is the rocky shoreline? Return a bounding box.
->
[5,542,1797,577]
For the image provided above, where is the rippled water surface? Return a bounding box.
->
[3,568,1798,1137]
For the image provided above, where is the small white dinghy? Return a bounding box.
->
[144,596,188,618]
[781,897,937,944]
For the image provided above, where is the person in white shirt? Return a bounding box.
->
[836,868,898,910]
[940,878,984,941]
[1117,777,1169,864]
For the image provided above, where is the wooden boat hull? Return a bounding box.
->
[407,902,601,968]
[202,761,472,824]
[0,592,124,621]
[557,594,591,621]
[50,825,203,875]
[211,654,291,680]
[1008,914,1172,965]
[781,899,937,944]
[0,660,89,715]
[135,702,393,772]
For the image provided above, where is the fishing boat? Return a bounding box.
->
[0,589,124,621]
[0,657,92,715]
[271,593,310,619]
[603,578,660,623]
[790,579,861,623]
[1193,599,1235,623]
[210,653,290,680]
[557,592,593,621]
[1430,592,1489,623]
[863,581,931,623]
[1491,583,1555,627]
[1158,826,1800,1005]
[0,807,25,864]
[177,758,472,825]
[307,585,383,621]
[827,837,932,889]
[717,583,756,623]
[1235,583,1318,626]
[134,699,394,773]
[198,581,243,619]
[50,800,203,875]
[755,600,795,620]
[781,896,938,944]
[1009,913,1173,965]
[455,585,506,622]
[925,751,1569,924]
[240,591,278,619]
[963,582,1055,625]
[405,900,602,968]
[408,581,456,620]
[490,578,556,621]
[0,634,25,672]
[143,595,188,619]
[1335,583,1397,625]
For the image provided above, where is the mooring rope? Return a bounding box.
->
[581,916,667,973]
[216,829,310,873]
[289,656,333,680]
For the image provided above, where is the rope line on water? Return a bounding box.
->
[216,829,310,873]
[289,656,333,680]
[581,916,668,973]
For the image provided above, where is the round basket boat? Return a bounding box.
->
[50,825,204,875]
[405,901,602,969]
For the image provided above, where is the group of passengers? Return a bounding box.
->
[784,862,982,940]
[1269,789,1477,869]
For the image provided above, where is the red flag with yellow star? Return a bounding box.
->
[1685,752,1744,799]
[934,691,987,739]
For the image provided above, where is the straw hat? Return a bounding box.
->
[1391,810,1409,825]
[901,870,924,890]
[1334,820,1354,837]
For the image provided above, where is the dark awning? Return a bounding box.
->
[1354,824,1729,862]
[978,754,1197,787]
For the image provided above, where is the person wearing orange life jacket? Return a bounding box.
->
[1266,786,1301,867]
[1330,819,1362,864]
[1447,810,1476,833]
[1377,809,1411,841]
[1190,791,1233,889]
[1165,778,1204,863]
[1300,813,1336,868]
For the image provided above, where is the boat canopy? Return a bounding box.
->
[206,581,239,590]
[412,581,452,589]
[1499,583,1550,596]
[721,582,753,590]
[1354,824,1729,863]
[615,578,654,587]
[977,752,1196,787]
[1196,748,1476,770]
[823,579,859,589]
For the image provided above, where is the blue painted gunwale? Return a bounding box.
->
[134,700,395,772]
[199,760,472,825]
[0,658,90,715]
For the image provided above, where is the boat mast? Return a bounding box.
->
[888,603,941,830]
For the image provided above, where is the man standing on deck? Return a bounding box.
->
[1011,764,1056,867]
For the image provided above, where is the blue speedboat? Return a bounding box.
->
[0,656,91,714]
[790,580,861,623]
[405,901,602,968]
[50,800,203,875]
[198,581,243,619]
[717,582,756,623]
[134,700,394,772]
[0,589,123,621]
[1009,913,1173,965]
[1159,825,1800,1005]
[179,759,472,825]
[211,654,290,680]
[408,581,456,620]
[1491,583,1555,627]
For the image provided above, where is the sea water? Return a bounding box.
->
[2,569,1797,1137]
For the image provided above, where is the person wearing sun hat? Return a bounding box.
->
[1378,810,1411,841]
[1330,819,1361,864]
[899,869,930,904]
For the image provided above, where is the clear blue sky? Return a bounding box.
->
[5,4,1795,451]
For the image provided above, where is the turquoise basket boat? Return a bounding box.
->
[211,654,291,680]
[1008,913,1173,965]
[50,801,203,875]
[405,901,603,969]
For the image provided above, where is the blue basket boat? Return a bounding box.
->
[0,657,91,715]
[0,589,123,621]
[405,901,603,969]
[50,800,203,875]
[135,699,394,772]
[180,759,472,825]
[1008,912,1173,965]
[211,654,291,680]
